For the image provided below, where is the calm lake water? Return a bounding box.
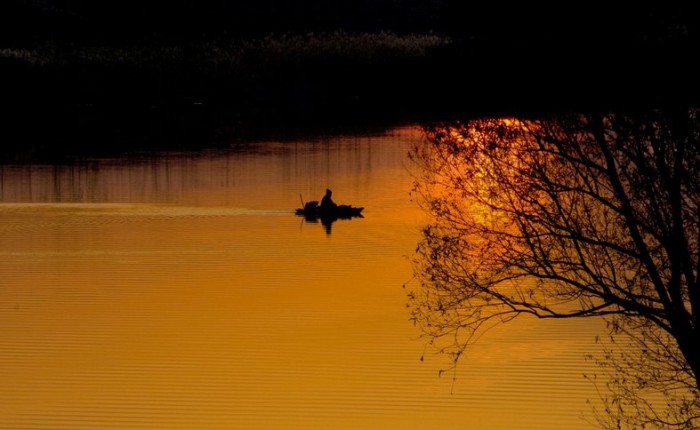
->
[0,126,606,429]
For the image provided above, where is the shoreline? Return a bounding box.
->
[2,33,699,160]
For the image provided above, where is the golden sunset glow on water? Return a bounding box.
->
[0,127,606,429]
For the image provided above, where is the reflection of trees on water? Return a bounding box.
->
[408,109,700,429]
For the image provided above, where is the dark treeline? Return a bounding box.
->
[2,1,700,159]
[4,1,699,47]
[1,0,448,44]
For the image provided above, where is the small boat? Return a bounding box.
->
[295,201,364,220]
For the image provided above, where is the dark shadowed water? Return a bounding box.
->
[0,126,605,429]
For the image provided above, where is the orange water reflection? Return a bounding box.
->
[0,127,604,429]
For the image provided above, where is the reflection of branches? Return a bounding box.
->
[408,110,699,428]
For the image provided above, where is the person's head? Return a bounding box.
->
[325,188,332,196]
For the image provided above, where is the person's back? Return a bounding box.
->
[320,188,337,211]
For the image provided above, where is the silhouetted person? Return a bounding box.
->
[320,188,337,211]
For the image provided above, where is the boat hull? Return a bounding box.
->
[295,202,364,220]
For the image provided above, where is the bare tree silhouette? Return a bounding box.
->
[407,109,700,428]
